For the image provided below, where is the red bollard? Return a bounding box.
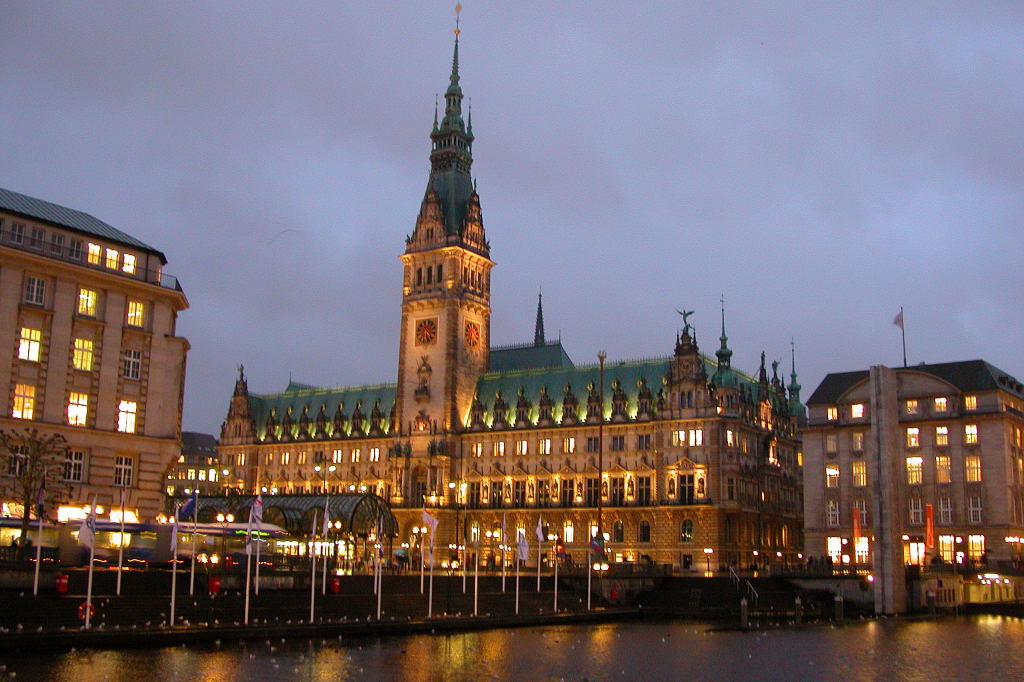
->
[330,577,341,594]
[55,573,69,595]
[208,576,221,595]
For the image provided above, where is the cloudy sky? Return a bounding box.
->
[2,2,1022,435]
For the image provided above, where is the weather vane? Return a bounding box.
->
[455,3,462,36]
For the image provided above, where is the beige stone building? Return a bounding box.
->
[216,34,804,571]
[0,187,189,523]
[803,361,1024,609]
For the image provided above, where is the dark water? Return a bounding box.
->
[5,616,1024,681]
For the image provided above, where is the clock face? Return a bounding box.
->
[415,318,438,345]
[465,321,481,349]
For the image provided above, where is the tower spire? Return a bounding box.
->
[534,290,546,347]
[716,295,732,369]
[787,338,805,417]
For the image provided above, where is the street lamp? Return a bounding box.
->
[216,513,234,565]
[704,547,714,574]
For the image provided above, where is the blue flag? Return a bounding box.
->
[179,490,198,520]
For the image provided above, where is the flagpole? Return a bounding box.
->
[473,549,479,616]
[85,498,96,629]
[515,557,520,615]
[116,488,125,596]
[900,306,907,368]
[32,508,43,596]
[419,534,425,594]
[243,541,252,625]
[536,520,542,593]
[254,530,261,595]
[375,542,382,620]
[427,536,434,618]
[309,513,317,624]
[501,512,507,593]
[189,504,197,596]
[553,551,558,612]
[587,548,592,611]
[169,502,179,627]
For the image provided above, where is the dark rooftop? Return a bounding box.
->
[807,360,1024,404]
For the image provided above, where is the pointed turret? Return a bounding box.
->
[788,341,806,418]
[711,299,739,389]
[534,291,546,347]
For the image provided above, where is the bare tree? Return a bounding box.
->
[0,428,69,544]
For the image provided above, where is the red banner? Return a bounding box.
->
[925,503,934,549]
[852,501,861,542]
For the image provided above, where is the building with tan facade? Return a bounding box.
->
[216,33,804,571]
[803,361,1024,612]
[0,187,189,523]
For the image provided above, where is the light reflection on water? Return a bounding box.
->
[11,616,1024,681]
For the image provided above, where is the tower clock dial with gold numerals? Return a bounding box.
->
[464,321,481,349]
[415,318,438,345]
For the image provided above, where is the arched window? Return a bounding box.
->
[680,519,694,543]
[612,520,624,543]
[638,520,651,543]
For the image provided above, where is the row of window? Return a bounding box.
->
[259,447,383,467]
[5,448,133,486]
[2,220,139,274]
[20,276,148,326]
[825,396,978,422]
[11,383,138,432]
[826,495,984,527]
[825,454,982,489]
[18,327,143,378]
[823,424,980,455]
[468,429,718,458]
[825,534,987,564]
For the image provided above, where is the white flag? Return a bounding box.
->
[79,501,98,549]
[170,515,179,552]
[893,310,904,330]
[421,508,438,535]
[517,532,529,562]
[535,517,544,543]
[321,499,330,537]
[246,495,263,555]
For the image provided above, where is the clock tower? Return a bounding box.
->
[396,27,493,454]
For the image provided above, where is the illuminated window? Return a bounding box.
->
[852,460,867,487]
[18,327,42,361]
[237,453,246,466]
[87,243,102,264]
[964,424,978,445]
[281,452,290,465]
[12,383,35,419]
[126,299,145,327]
[906,428,920,448]
[104,248,119,269]
[198,469,206,481]
[825,464,840,488]
[24,276,45,305]
[935,426,949,446]
[939,496,952,524]
[332,449,343,463]
[855,536,869,563]
[852,432,864,452]
[351,448,361,463]
[826,536,842,561]
[296,451,306,464]
[114,455,134,487]
[905,456,923,485]
[562,437,575,454]
[680,519,694,542]
[905,399,918,414]
[64,450,84,482]
[964,395,977,411]
[369,447,380,462]
[825,434,838,454]
[826,407,838,421]
[826,500,840,527]
[186,469,196,480]
[492,441,505,457]
[934,397,948,412]
[688,429,703,447]
[122,254,136,274]
[726,429,735,447]
[515,440,528,456]
[851,403,864,419]
[909,497,923,524]
[938,535,954,562]
[854,498,867,526]
[471,442,483,457]
[968,533,984,560]
[965,455,982,482]
[122,349,142,380]
[968,497,983,524]
[539,438,551,455]
[936,455,951,483]
[67,392,88,426]
[77,288,97,316]
[563,521,574,543]
[116,400,137,433]
[72,338,94,371]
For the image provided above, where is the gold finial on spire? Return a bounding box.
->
[455,3,462,35]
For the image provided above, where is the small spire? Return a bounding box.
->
[450,4,462,87]
[534,289,546,347]
[433,95,439,131]
[716,295,732,368]
[467,97,473,135]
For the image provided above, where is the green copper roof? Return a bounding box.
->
[489,340,574,373]
[250,381,396,441]
[0,186,164,260]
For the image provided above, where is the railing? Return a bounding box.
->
[0,228,182,291]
